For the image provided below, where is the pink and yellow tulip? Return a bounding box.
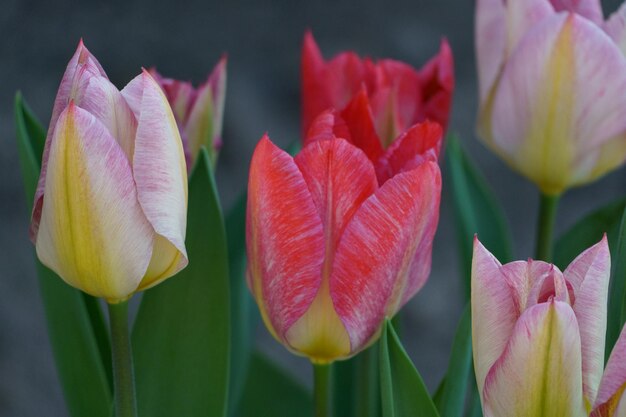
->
[472,236,626,416]
[246,113,442,363]
[30,41,188,303]
[150,58,227,169]
[476,0,626,194]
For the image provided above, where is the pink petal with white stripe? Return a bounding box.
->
[330,161,441,350]
[564,236,611,404]
[121,71,188,287]
[246,135,325,340]
[592,326,626,416]
[471,238,518,394]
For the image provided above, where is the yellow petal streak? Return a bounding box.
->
[516,18,575,195]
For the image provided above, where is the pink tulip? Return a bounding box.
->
[476,0,626,194]
[246,113,441,363]
[472,236,626,416]
[150,57,226,170]
[30,41,188,303]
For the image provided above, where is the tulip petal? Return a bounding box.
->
[376,121,442,183]
[564,236,611,404]
[592,326,626,416]
[491,13,626,194]
[339,89,385,163]
[184,80,214,162]
[482,301,587,417]
[475,0,506,105]
[304,110,352,145]
[330,161,441,350]
[79,75,137,159]
[418,39,455,131]
[35,104,153,301]
[207,56,227,149]
[604,3,626,56]
[31,41,108,241]
[549,0,603,24]
[246,136,325,341]
[471,239,518,395]
[121,71,188,287]
[301,31,329,137]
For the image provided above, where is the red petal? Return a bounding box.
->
[330,161,441,350]
[304,110,352,147]
[418,39,455,132]
[246,135,325,340]
[340,88,385,164]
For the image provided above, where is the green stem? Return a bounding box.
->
[355,345,380,417]
[314,363,332,417]
[535,193,560,262]
[108,301,137,417]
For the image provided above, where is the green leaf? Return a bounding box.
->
[15,92,113,417]
[236,352,312,417]
[225,191,259,414]
[434,304,472,417]
[380,320,440,417]
[132,148,230,417]
[552,199,626,357]
[446,135,513,296]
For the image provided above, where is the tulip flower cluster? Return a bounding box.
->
[12,1,626,416]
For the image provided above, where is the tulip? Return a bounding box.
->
[150,57,227,170]
[472,236,626,416]
[30,41,188,303]
[302,31,454,148]
[476,0,626,195]
[246,113,441,363]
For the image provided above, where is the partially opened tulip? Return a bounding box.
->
[476,0,626,195]
[472,236,626,416]
[246,114,441,364]
[150,57,227,170]
[30,41,188,304]
[302,31,454,148]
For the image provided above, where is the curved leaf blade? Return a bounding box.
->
[380,320,440,417]
[133,148,230,417]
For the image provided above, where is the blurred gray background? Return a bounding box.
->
[2,0,626,415]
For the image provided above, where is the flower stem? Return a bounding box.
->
[355,344,380,417]
[108,300,137,417]
[314,363,332,417]
[535,193,560,262]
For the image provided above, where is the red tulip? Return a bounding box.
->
[246,113,441,363]
[301,31,454,148]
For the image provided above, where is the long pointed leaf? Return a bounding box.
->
[380,320,440,417]
[15,92,112,417]
[133,148,230,417]
[435,304,472,417]
[236,352,312,417]
[446,136,513,296]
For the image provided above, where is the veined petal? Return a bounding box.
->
[121,71,188,287]
[184,79,215,163]
[330,161,441,352]
[207,56,227,150]
[246,136,325,342]
[35,104,153,302]
[491,13,626,194]
[592,326,626,416]
[31,41,108,241]
[550,0,603,24]
[604,3,626,56]
[376,121,442,184]
[286,138,376,362]
[482,301,587,417]
[471,238,518,395]
[500,260,568,313]
[79,75,137,160]
[339,89,384,163]
[304,110,352,145]
[564,236,611,404]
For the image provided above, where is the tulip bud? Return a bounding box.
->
[150,57,227,170]
[476,0,626,194]
[301,32,453,147]
[30,41,188,303]
[472,236,611,416]
[246,113,441,363]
